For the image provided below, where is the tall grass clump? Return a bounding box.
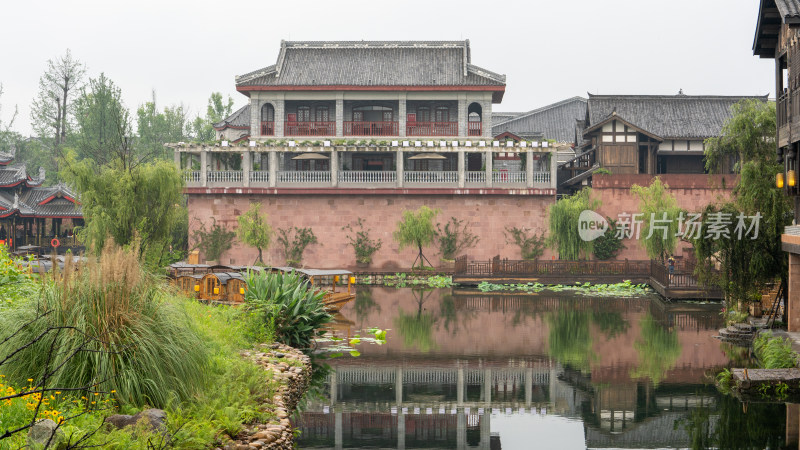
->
[244,270,332,349]
[0,243,207,408]
[754,332,799,369]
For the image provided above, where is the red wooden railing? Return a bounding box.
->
[468,121,482,136]
[260,121,275,136]
[406,122,458,136]
[344,121,399,136]
[284,121,335,136]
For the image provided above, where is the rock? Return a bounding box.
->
[27,419,66,450]
[273,352,285,358]
[106,408,166,433]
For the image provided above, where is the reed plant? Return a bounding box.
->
[754,332,799,369]
[244,270,331,349]
[0,243,207,408]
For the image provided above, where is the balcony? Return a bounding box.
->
[404,171,458,185]
[338,171,396,184]
[343,121,399,137]
[285,121,335,137]
[406,122,458,137]
[468,122,482,136]
[260,121,275,136]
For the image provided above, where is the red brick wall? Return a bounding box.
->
[187,193,556,269]
[591,174,736,261]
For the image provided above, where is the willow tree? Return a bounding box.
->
[631,177,682,262]
[695,99,790,307]
[548,188,599,259]
[630,313,681,386]
[394,206,440,269]
[237,202,272,265]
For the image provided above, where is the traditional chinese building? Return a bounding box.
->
[754,0,800,331]
[175,40,558,268]
[560,93,766,191]
[0,150,82,251]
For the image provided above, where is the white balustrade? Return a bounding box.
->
[183,171,201,183]
[403,171,458,183]
[465,171,486,184]
[278,171,331,183]
[532,172,551,184]
[492,171,526,183]
[206,170,243,183]
[249,171,270,183]
[338,171,396,183]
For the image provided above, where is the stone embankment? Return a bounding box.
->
[221,343,311,450]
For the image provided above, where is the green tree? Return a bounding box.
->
[548,188,599,259]
[73,73,135,168]
[631,177,683,261]
[593,218,625,260]
[237,202,272,265]
[136,94,191,160]
[393,206,440,269]
[695,98,790,308]
[190,92,234,142]
[630,313,681,386]
[29,49,85,160]
[62,156,185,266]
[704,99,775,173]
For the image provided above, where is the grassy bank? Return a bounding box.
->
[0,248,281,449]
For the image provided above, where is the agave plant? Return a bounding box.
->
[244,270,331,349]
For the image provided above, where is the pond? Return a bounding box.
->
[294,287,793,449]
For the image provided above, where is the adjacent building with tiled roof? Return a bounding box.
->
[492,96,587,144]
[558,92,766,190]
[0,150,82,249]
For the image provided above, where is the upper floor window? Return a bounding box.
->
[261,103,275,122]
[417,107,430,122]
[435,106,449,123]
[315,106,329,122]
[297,106,311,122]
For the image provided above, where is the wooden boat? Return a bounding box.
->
[175,274,203,298]
[271,267,356,312]
[200,272,247,303]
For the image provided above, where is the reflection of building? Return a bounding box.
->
[296,289,730,449]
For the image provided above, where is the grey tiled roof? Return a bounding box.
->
[0,164,29,186]
[776,0,800,20]
[236,41,505,88]
[214,105,250,130]
[491,112,524,123]
[586,94,769,139]
[492,97,587,143]
[19,184,82,217]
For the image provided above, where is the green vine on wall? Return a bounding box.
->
[277,226,318,268]
[191,217,235,262]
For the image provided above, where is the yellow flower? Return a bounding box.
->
[27,378,33,382]
[110,390,116,393]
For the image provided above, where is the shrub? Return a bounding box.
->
[593,218,626,260]
[244,270,331,349]
[504,227,546,260]
[754,332,799,369]
[277,227,317,268]
[342,218,382,264]
[192,217,235,262]
[0,244,207,408]
[436,217,479,260]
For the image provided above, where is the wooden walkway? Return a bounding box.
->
[453,256,723,300]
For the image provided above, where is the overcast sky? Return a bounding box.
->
[0,0,774,135]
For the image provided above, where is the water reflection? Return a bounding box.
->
[295,287,793,449]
